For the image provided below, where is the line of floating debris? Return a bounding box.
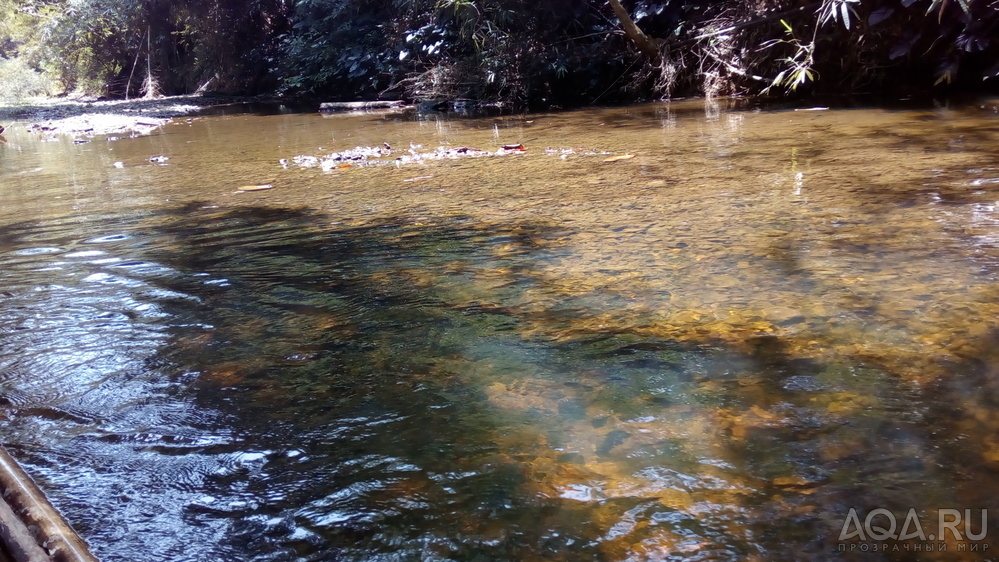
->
[280,144,612,171]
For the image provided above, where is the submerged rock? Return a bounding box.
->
[596,429,631,456]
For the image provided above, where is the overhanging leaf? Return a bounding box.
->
[983,60,999,80]
[889,37,916,60]
[868,6,894,25]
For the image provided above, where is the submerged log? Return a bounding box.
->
[319,100,406,111]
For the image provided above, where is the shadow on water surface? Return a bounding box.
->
[0,203,998,560]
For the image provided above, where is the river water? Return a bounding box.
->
[1,98,998,560]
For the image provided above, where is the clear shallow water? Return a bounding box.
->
[1,99,999,560]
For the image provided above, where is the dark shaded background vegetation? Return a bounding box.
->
[1,0,997,107]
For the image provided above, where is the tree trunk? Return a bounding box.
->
[608,0,662,61]
[144,0,174,96]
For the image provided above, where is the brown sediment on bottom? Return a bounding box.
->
[0,447,97,562]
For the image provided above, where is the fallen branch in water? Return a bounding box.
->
[319,101,407,111]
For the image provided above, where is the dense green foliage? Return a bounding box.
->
[278,0,635,105]
[0,0,290,97]
[0,0,997,105]
[757,0,999,94]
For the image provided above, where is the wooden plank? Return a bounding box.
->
[0,448,97,562]
[0,496,50,562]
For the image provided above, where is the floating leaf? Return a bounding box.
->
[237,184,273,191]
[500,143,527,152]
[603,154,636,162]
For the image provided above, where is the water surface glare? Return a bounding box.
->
[1,99,999,560]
